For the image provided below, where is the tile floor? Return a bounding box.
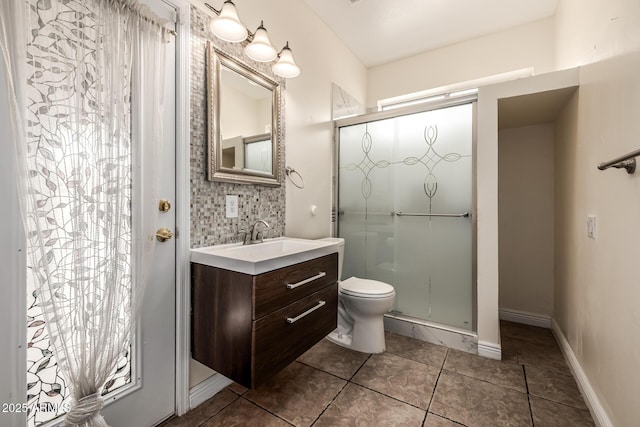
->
[160,321,595,426]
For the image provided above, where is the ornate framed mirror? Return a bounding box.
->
[207,43,281,185]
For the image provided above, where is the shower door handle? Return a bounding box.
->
[395,211,470,218]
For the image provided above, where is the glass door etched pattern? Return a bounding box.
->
[25,2,132,425]
[338,103,473,330]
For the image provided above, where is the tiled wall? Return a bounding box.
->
[190,6,286,248]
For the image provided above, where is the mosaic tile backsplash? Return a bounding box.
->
[190,6,286,247]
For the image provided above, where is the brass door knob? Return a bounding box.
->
[159,199,171,212]
[156,228,174,242]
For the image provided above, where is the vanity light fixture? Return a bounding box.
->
[204,2,300,77]
[209,0,247,42]
[244,21,278,62]
[272,42,300,78]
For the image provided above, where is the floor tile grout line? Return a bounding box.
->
[309,378,351,426]
[523,364,536,427]
[295,356,370,382]
[195,392,240,427]
[237,395,296,426]
[348,378,428,411]
[384,349,448,372]
[347,353,373,380]
[426,347,447,414]
[440,366,528,394]
[530,394,594,413]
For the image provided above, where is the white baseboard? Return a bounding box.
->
[189,373,233,410]
[477,340,502,360]
[551,320,612,427]
[499,308,551,328]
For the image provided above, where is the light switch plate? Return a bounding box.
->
[587,215,596,239]
[226,195,238,218]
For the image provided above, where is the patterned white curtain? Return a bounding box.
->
[0,1,170,426]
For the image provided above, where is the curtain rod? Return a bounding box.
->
[118,1,177,36]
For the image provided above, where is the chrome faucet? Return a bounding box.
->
[247,220,269,244]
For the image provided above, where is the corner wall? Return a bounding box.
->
[554,0,640,70]
[498,125,555,319]
[554,52,640,427]
[552,1,640,425]
[476,68,579,356]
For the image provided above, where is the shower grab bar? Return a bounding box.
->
[395,211,470,218]
[597,148,640,174]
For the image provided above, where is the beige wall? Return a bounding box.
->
[555,0,640,70]
[555,53,640,427]
[367,18,555,108]
[553,1,640,424]
[498,125,554,317]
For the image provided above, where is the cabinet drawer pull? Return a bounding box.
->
[286,272,326,289]
[286,301,326,324]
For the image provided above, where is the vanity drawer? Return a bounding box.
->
[253,253,338,319]
[252,284,337,387]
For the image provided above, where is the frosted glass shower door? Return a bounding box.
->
[338,102,474,331]
[338,120,396,285]
[392,104,473,330]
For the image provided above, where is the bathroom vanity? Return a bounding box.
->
[190,238,339,388]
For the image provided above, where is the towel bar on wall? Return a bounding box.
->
[597,148,640,174]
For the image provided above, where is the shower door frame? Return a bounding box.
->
[332,96,478,332]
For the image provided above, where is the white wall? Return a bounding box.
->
[555,0,640,70]
[367,18,555,108]
[498,125,555,317]
[220,85,265,139]
[553,2,640,425]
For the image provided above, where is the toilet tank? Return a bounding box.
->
[318,237,344,280]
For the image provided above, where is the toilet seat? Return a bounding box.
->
[339,277,395,298]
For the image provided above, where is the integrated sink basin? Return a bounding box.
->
[190,237,340,275]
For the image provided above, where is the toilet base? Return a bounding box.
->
[326,316,387,354]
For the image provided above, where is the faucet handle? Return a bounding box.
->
[256,229,268,242]
[237,228,249,244]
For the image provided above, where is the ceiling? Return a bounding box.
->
[498,86,578,129]
[303,0,558,67]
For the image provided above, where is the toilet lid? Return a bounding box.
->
[340,277,395,298]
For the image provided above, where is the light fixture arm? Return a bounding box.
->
[204,2,257,41]
[203,2,221,15]
[203,2,300,77]
[277,41,291,57]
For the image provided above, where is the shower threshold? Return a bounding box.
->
[384,312,478,355]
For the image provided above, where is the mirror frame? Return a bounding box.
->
[207,43,281,186]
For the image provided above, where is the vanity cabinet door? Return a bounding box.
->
[254,253,338,319]
[252,284,338,387]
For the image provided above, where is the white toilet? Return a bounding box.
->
[321,238,395,353]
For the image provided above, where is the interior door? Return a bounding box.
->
[100,0,177,425]
[0,0,179,426]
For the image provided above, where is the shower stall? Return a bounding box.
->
[334,100,476,333]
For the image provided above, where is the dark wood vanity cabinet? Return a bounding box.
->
[191,252,338,388]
